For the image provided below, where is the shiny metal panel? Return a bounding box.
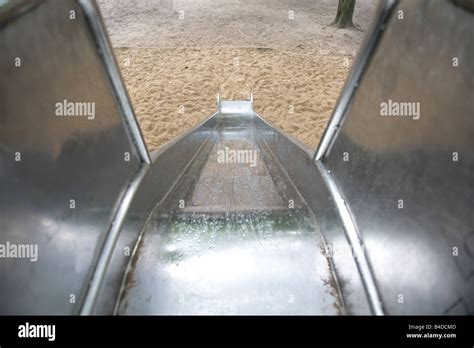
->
[323,0,474,314]
[0,0,145,314]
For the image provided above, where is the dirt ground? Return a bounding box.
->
[98,0,377,151]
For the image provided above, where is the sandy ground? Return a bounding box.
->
[98,0,377,151]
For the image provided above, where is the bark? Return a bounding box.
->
[332,0,356,28]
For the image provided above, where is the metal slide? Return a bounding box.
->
[1,0,473,315]
[116,99,347,315]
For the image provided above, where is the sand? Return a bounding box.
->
[99,0,377,151]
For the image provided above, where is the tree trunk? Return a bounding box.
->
[332,0,356,28]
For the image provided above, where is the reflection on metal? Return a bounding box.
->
[0,0,146,314]
[1,0,473,315]
[320,0,474,314]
